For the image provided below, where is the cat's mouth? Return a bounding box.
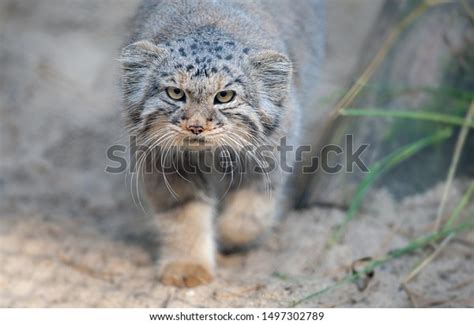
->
[173,126,229,147]
[166,125,244,151]
[178,134,216,149]
[162,125,217,147]
[184,136,208,145]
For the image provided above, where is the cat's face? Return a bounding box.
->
[120,37,292,152]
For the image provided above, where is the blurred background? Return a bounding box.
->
[0,0,473,307]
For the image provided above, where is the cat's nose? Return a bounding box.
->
[187,125,204,135]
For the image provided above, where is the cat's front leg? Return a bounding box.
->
[155,199,216,287]
[217,188,278,252]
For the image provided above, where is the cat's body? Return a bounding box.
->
[121,0,325,287]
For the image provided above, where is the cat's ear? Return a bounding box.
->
[248,50,293,104]
[119,40,168,106]
[119,40,168,69]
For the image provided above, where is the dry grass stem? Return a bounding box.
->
[434,101,474,232]
[403,233,453,284]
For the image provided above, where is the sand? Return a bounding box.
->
[1,0,473,307]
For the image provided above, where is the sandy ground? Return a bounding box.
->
[1,0,473,307]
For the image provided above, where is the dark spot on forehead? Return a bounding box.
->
[186,64,194,71]
[207,58,212,63]
[243,48,250,54]
[222,66,231,73]
[179,48,187,57]
[216,54,222,59]
[211,67,218,73]
[160,72,170,77]
[204,41,211,46]
[190,43,198,50]
[175,63,183,69]
[225,41,235,46]
[225,54,233,60]
[234,78,243,85]
[215,46,223,52]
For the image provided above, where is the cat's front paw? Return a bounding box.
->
[217,211,265,250]
[159,260,214,287]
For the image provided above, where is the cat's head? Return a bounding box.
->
[120,34,292,151]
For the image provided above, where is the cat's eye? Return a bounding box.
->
[215,90,235,104]
[166,87,185,101]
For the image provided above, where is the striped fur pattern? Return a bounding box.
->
[120,0,325,287]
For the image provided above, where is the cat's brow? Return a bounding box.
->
[224,77,245,89]
[224,81,235,88]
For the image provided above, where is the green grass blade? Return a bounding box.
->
[443,183,474,231]
[291,221,474,307]
[329,128,453,245]
[359,85,474,107]
[340,109,474,128]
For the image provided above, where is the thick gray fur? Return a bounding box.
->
[120,0,325,287]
